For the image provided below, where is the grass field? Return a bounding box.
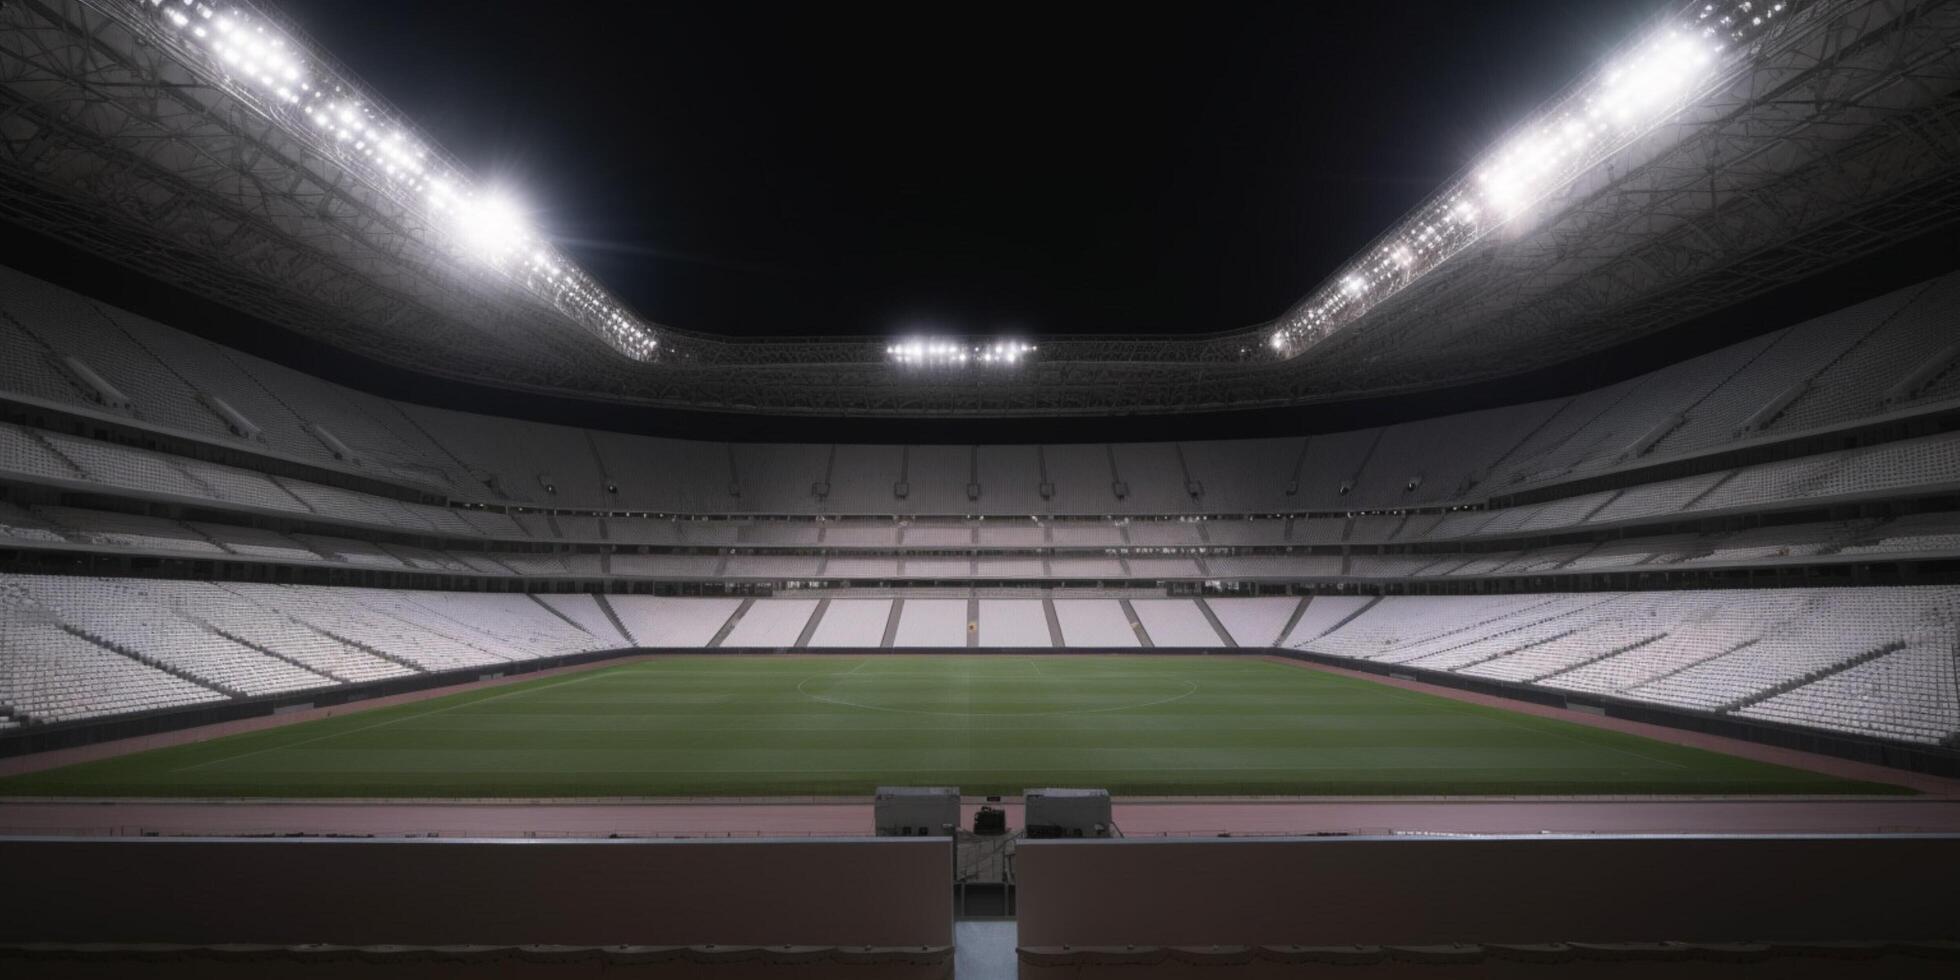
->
[0,656,1902,797]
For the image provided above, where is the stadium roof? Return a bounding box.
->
[0,0,1956,416]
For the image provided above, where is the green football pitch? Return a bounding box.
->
[0,655,1901,797]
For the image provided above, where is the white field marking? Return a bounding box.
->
[167,669,620,774]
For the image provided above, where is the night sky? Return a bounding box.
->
[278,0,1661,340]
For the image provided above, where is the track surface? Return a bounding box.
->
[5,796,1959,838]
[0,655,1899,798]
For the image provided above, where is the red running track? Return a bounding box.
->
[3,796,1960,838]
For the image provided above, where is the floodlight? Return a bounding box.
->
[1264,3,1788,361]
[454,194,529,260]
[886,336,1038,370]
[131,0,664,362]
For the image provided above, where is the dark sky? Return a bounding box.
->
[278,0,1661,340]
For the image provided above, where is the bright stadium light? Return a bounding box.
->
[1265,1,1799,360]
[888,338,1036,369]
[453,193,532,260]
[130,0,663,363]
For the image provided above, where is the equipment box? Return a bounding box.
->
[875,786,960,837]
[1025,787,1112,838]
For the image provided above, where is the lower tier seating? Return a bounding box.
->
[2,575,1954,747]
[1294,587,1960,746]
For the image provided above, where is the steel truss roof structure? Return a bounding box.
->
[0,0,1956,417]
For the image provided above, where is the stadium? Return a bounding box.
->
[1,0,1958,975]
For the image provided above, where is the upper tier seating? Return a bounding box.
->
[11,419,1960,576]
[41,478,1955,583]
[2,264,1957,516]
[36,507,224,555]
[0,501,63,544]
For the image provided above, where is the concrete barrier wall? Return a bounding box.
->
[1017,834,1960,949]
[2,836,952,948]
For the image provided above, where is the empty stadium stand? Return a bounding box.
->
[2,264,1959,752]
[1294,588,1960,746]
[4,572,1954,748]
[3,265,1960,517]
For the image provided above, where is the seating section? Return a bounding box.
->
[903,523,975,547]
[1048,557,1128,578]
[211,584,607,673]
[826,525,900,547]
[295,534,407,567]
[21,473,1960,585]
[1205,556,1342,578]
[1,264,1957,517]
[0,613,227,724]
[535,594,632,646]
[1206,597,1302,647]
[0,573,646,724]
[824,557,900,578]
[3,574,1955,745]
[804,599,894,648]
[0,501,64,544]
[606,597,743,648]
[1053,600,1142,649]
[1741,642,1958,745]
[893,598,969,648]
[904,558,974,578]
[0,424,86,484]
[977,599,1053,647]
[9,576,336,696]
[1283,596,1380,647]
[191,523,323,560]
[610,554,722,577]
[1296,588,1960,745]
[1131,599,1226,647]
[39,432,211,499]
[2,264,1959,748]
[1838,513,1960,556]
[17,419,1960,580]
[719,598,817,648]
[186,582,414,683]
